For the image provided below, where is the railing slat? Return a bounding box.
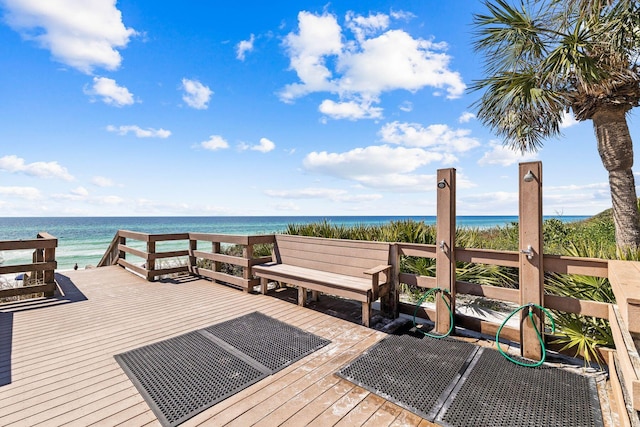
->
[191,250,250,268]
[399,273,437,289]
[455,281,519,303]
[149,233,190,242]
[0,261,57,276]
[456,248,519,267]
[117,258,147,277]
[0,283,57,298]
[398,243,437,258]
[118,244,149,260]
[118,230,151,241]
[545,294,610,319]
[0,239,57,251]
[544,254,608,278]
[190,266,257,290]
[149,250,190,260]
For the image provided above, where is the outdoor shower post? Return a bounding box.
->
[519,161,545,361]
[436,168,456,335]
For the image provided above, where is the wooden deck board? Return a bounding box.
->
[0,266,427,426]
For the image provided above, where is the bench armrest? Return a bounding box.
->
[364,264,392,276]
[364,264,392,298]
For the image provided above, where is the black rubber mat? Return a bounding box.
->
[203,311,331,373]
[114,331,267,427]
[115,312,330,427]
[437,348,603,427]
[337,334,479,420]
[337,334,603,427]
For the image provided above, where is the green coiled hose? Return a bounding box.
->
[412,287,454,338]
[495,303,555,367]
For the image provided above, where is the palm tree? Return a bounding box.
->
[472,0,640,251]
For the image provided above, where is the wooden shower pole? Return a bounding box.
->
[519,161,544,360]
[435,168,456,335]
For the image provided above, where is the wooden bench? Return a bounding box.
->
[252,235,393,327]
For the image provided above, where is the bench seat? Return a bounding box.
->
[253,262,376,302]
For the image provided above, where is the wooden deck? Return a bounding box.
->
[0,266,435,427]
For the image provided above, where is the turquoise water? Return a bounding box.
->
[0,216,588,270]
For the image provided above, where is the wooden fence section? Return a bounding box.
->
[97,230,273,291]
[0,232,57,299]
[396,242,611,344]
[188,233,273,292]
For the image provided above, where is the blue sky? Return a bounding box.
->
[0,0,637,217]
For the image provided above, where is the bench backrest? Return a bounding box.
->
[273,235,391,281]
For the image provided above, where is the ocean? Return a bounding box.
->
[0,215,588,271]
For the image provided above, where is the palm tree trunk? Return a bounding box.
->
[593,105,640,251]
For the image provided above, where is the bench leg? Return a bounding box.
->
[260,277,268,294]
[362,302,371,327]
[298,286,307,306]
[310,290,319,302]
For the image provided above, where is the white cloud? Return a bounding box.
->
[280,11,465,119]
[391,10,416,20]
[302,144,460,191]
[85,77,134,106]
[319,98,383,120]
[559,110,579,128]
[265,187,382,203]
[0,186,41,200]
[300,122,484,190]
[236,34,255,61]
[96,195,124,205]
[107,125,171,138]
[52,186,90,201]
[280,11,343,102]
[543,182,611,213]
[460,191,519,214]
[91,176,114,187]
[304,145,443,177]
[238,137,276,153]
[181,78,213,109]
[458,112,475,123]
[2,0,136,73]
[200,135,229,151]
[399,101,413,112]
[477,141,538,167]
[253,138,276,153]
[379,121,480,152]
[345,11,389,42]
[274,202,301,211]
[71,186,89,196]
[337,29,465,98]
[0,155,74,181]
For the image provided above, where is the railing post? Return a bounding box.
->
[384,243,400,318]
[118,234,126,262]
[212,242,221,284]
[436,168,456,335]
[146,241,155,282]
[243,244,253,293]
[519,161,544,361]
[43,244,56,297]
[189,238,197,274]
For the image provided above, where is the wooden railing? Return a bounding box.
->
[98,230,273,291]
[0,232,58,299]
[395,243,610,344]
[188,233,273,292]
